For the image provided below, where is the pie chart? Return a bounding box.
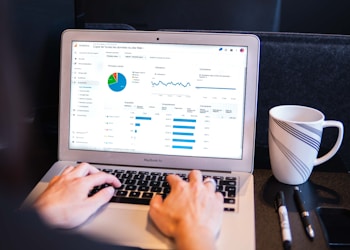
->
[108,72,127,92]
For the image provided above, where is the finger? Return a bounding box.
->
[203,177,217,192]
[69,162,100,178]
[188,169,203,184]
[149,195,163,229]
[61,165,75,175]
[149,195,173,237]
[86,186,115,210]
[215,191,224,202]
[47,175,60,186]
[84,171,121,188]
[150,194,163,210]
[166,174,183,188]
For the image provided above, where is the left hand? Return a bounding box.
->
[33,162,121,228]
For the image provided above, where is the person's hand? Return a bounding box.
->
[149,170,224,250]
[33,162,121,228]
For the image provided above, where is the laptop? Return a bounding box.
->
[24,29,260,249]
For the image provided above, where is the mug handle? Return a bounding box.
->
[314,120,344,166]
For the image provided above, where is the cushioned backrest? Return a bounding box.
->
[255,32,350,170]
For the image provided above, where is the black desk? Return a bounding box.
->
[254,169,350,250]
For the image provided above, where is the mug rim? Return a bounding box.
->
[269,105,324,123]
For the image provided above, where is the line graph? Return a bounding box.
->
[151,81,191,88]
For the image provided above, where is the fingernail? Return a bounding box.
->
[106,186,115,195]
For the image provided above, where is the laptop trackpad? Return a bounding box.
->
[77,204,174,249]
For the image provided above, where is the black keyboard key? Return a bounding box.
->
[145,175,158,181]
[157,175,166,181]
[126,170,137,174]
[125,179,137,185]
[110,196,151,205]
[137,180,149,186]
[114,169,125,174]
[228,191,236,197]
[150,181,161,187]
[163,187,171,194]
[151,172,161,176]
[225,186,236,192]
[134,174,145,180]
[138,186,150,192]
[151,187,162,193]
[142,192,153,199]
[224,207,235,212]
[116,190,128,196]
[129,191,141,198]
[121,173,134,179]
[125,185,137,190]
[162,182,170,188]
[224,198,235,204]
[138,171,149,175]
[220,180,237,186]
[213,176,224,180]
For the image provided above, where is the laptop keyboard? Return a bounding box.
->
[90,168,237,212]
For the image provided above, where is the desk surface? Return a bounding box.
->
[254,169,350,250]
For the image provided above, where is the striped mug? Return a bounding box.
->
[268,105,344,185]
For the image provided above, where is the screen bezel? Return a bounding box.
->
[59,29,260,173]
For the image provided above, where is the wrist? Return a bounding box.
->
[174,222,217,250]
[33,199,66,228]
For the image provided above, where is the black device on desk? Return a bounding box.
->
[317,207,350,248]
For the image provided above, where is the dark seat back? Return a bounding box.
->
[255,32,350,171]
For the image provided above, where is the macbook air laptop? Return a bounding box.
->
[24,29,260,249]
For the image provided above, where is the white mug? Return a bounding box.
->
[268,105,344,185]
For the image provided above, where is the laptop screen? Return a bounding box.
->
[69,41,248,159]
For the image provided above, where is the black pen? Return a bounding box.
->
[275,191,292,250]
[294,187,315,239]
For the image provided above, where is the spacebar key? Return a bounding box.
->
[110,196,151,205]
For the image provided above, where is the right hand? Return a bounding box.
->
[149,170,224,250]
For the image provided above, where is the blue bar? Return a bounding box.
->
[135,116,152,120]
[172,145,193,149]
[173,118,196,123]
[173,125,195,129]
[135,123,140,127]
[173,139,195,143]
[173,132,194,136]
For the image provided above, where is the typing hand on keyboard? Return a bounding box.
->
[149,170,224,250]
[34,162,121,229]
[90,168,237,212]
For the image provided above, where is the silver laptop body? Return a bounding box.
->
[24,29,260,250]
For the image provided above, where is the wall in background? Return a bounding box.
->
[6,0,350,175]
[280,0,350,35]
